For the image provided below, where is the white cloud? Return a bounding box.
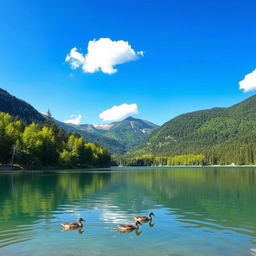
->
[99,103,138,121]
[239,69,256,92]
[64,114,82,125]
[65,38,143,74]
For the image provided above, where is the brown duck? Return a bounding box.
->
[61,217,85,230]
[134,212,155,222]
[118,220,142,232]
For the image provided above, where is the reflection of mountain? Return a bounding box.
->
[1,168,256,249]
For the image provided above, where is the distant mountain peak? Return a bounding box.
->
[68,116,159,152]
[124,116,137,121]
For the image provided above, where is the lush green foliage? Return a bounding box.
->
[113,154,205,166]
[0,113,111,169]
[133,95,256,165]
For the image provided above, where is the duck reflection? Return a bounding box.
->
[148,220,155,228]
[118,228,143,236]
[61,227,84,235]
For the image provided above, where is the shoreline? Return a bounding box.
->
[0,165,111,172]
[116,164,256,168]
[0,165,23,171]
[2,164,256,172]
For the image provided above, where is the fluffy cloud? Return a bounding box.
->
[65,38,143,74]
[239,69,256,92]
[64,114,82,125]
[99,103,138,121]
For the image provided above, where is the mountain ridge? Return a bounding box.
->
[3,86,256,164]
[0,88,46,124]
[69,115,159,152]
[133,94,256,164]
[53,119,126,154]
[0,88,158,154]
[0,88,125,154]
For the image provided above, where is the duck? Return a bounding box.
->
[135,212,155,222]
[118,220,142,232]
[61,217,85,230]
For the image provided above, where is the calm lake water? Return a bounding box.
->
[0,167,256,256]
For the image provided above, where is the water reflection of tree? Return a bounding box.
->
[0,171,111,248]
[0,171,111,221]
[131,168,256,235]
[1,168,256,245]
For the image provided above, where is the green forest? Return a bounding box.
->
[114,143,256,166]
[113,154,206,166]
[131,94,256,166]
[0,112,111,169]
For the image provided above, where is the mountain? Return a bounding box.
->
[0,88,125,154]
[72,116,159,152]
[53,119,126,154]
[134,95,256,162]
[56,115,159,154]
[99,116,159,151]
[0,88,46,124]
[0,88,156,154]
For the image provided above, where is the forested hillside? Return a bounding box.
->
[0,88,46,123]
[0,88,125,154]
[0,112,111,169]
[132,95,256,165]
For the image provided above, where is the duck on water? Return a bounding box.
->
[61,218,85,230]
[118,221,142,232]
[135,212,155,222]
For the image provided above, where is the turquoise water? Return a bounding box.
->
[0,167,256,256]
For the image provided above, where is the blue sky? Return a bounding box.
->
[0,0,256,125]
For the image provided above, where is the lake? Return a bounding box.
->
[0,167,256,256]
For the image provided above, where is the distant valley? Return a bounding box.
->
[68,116,159,151]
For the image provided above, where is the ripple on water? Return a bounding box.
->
[1,167,256,256]
[0,225,34,248]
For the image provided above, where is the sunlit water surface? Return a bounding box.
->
[0,167,256,256]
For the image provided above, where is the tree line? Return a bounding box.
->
[0,112,111,169]
[113,154,206,166]
[114,140,256,166]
